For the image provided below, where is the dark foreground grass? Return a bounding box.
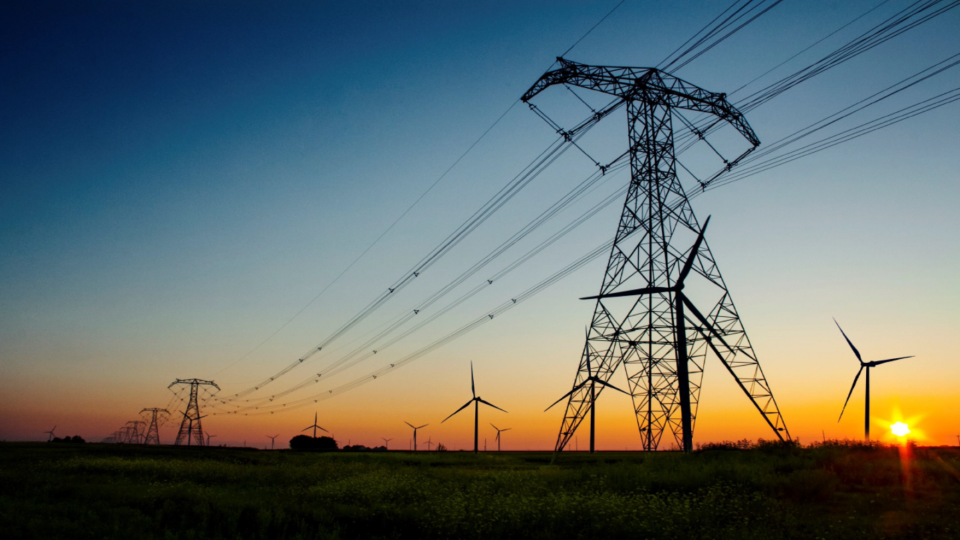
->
[1,442,958,539]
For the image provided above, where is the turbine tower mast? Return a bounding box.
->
[169,378,219,446]
[522,58,790,452]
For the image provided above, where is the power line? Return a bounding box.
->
[691,50,960,191]
[699,87,960,191]
[673,0,960,152]
[212,101,520,377]
[664,0,786,73]
[219,164,631,410]
[726,0,894,97]
[560,0,630,58]
[216,0,635,393]
[218,232,625,416]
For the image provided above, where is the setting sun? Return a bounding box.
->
[891,422,911,437]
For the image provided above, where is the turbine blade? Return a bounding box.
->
[871,356,914,366]
[833,318,863,363]
[580,286,671,300]
[442,399,474,423]
[404,421,415,429]
[471,361,476,399]
[318,426,328,433]
[544,381,587,412]
[677,216,710,287]
[478,398,508,413]
[838,366,864,423]
[416,424,428,429]
[502,428,511,432]
[301,426,312,432]
[490,423,498,431]
[595,377,630,396]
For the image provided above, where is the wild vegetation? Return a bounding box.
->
[1,441,957,539]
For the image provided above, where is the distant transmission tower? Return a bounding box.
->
[522,59,790,452]
[169,378,219,446]
[126,421,146,444]
[140,408,169,445]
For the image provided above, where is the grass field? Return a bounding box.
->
[1,441,958,539]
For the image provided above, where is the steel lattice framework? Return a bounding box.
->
[170,378,219,446]
[141,408,169,445]
[522,59,790,452]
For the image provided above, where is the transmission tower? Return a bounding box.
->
[522,58,790,452]
[169,378,219,446]
[140,408,169,445]
[126,421,146,444]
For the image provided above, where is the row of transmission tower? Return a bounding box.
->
[101,379,218,446]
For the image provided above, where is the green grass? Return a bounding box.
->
[1,442,957,539]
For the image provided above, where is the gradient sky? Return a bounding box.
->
[1,0,958,450]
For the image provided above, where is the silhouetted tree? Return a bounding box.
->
[289,434,338,451]
[51,435,85,444]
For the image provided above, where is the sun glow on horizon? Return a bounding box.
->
[878,407,925,443]
[890,421,910,437]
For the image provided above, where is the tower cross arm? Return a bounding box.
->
[521,58,759,147]
[168,378,221,390]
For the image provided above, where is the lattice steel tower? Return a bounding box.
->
[522,59,790,452]
[169,378,219,446]
[140,408,169,445]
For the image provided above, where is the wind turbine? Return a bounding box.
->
[267,434,279,450]
[404,422,428,452]
[424,437,434,451]
[302,412,328,439]
[206,434,216,446]
[835,319,914,439]
[382,437,392,450]
[442,361,507,453]
[44,425,57,442]
[491,424,511,452]
[545,339,629,453]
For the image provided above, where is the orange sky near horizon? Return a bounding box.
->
[1,1,957,453]
[3,326,956,450]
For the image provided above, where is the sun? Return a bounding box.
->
[890,421,910,438]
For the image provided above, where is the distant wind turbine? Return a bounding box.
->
[302,412,328,439]
[382,437,392,450]
[404,422,428,452]
[835,319,914,439]
[442,361,507,453]
[424,436,434,451]
[206,434,216,446]
[44,425,57,442]
[544,338,629,453]
[491,424,511,451]
[267,434,279,450]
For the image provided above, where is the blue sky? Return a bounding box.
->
[1,1,957,447]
